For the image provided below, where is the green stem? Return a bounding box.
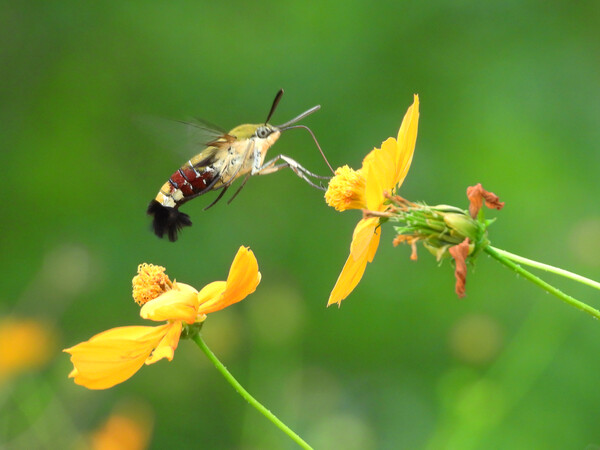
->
[489,246,600,291]
[191,333,313,450]
[484,246,600,320]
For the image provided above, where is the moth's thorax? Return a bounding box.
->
[228,123,261,140]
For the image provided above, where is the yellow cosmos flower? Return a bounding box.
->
[89,401,154,450]
[324,165,367,211]
[0,318,55,382]
[64,246,261,390]
[325,95,420,306]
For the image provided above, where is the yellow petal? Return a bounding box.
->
[63,324,171,390]
[328,251,369,306]
[365,139,397,211]
[329,220,381,306]
[145,321,182,365]
[197,247,261,315]
[394,94,419,186]
[197,281,227,306]
[361,147,377,171]
[366,224,381,263]
[139,283,198,324]
[350,218,379,261]
[379,137,399,185]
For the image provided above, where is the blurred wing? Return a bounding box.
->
[136,116,234,159]
[178,118,233,148]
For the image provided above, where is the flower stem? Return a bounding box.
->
[190,333,313,450]
[484,246,600,320]
[488,246,600,291]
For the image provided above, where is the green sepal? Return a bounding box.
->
[181,322,204,340]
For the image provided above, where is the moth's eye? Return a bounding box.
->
[256,127,270,139]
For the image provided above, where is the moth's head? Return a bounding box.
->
[228,123,281,145]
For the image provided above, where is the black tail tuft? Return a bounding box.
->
[147,200,192,242]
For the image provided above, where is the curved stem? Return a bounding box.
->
[489,246,600,291]
[484,246,600,320]
[191,333,313,450]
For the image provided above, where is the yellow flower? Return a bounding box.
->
[64,246,261,390]
[0,318,55,382]
[89,401,154,450]
[326,95,420,306]
[324,165,367,211]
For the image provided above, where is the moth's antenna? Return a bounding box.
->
[277,105,320,129]
[265,89,284,124]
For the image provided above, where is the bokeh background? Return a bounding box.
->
[2,1,600,448]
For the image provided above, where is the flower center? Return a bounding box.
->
[132,263,173,306]
[325,165,367,212]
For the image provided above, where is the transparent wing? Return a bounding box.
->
[178,118,228,147]
[135,115,232,159]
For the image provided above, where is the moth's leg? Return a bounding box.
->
[205,140,254,209]
[256,155,330,190]
[204,185,229,210]
[227,171,252,205]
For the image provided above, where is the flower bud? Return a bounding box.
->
[443,212,480,241]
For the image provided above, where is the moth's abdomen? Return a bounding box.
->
[172,164,216,196]
[155,160,218,208]
[147,200,191,242]
[148,159,218,241]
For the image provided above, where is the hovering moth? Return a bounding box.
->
[147,89,331,241]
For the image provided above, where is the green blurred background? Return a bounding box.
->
[2,1,600,448]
